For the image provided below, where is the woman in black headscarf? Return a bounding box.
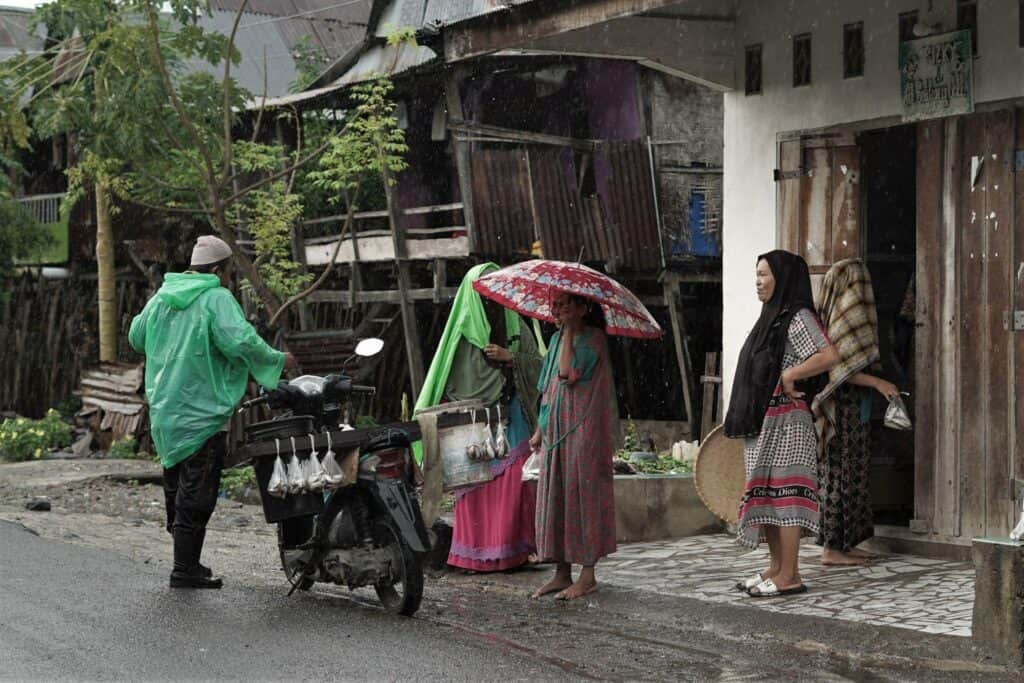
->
[725,250,838,598]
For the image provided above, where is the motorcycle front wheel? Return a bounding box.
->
[374,519,424,616]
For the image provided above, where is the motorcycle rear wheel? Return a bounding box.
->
[374,519,424,616]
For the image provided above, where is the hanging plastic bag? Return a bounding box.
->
[521,448,541,482]
[266,439,288,498]
[306,435,326,491]
[465,408,483,461]
[884,393,912,431]
[286,437,305,493]
[494,404,509,458]
[483,406,497,460]
[321,431,344,489]
[304,435,325,491]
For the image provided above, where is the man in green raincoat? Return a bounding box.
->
[129,235,295,589]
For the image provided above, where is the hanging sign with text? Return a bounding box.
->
[899,30,974,123]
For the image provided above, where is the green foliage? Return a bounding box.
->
[0,410,72,462]
[0,196,51,286]
[108,435,138,458]
[619,416,640,454]
[288,35,330,93]
[630,455,692,475]
[220,465,255,499]
[307,78,409,200]
[236,181,311,300]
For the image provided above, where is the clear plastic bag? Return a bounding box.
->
[483,407,498,459]
[494,404,509,458]
[267,456,288,498]
[321,432,344,489]
[286,437,305,493]
[884,394,912,431]
[304,435,325,491]
[266,440,288,498]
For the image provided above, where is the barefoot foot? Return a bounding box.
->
[555,578,598,601]
[821,549,867,566]
[531,576,572,599]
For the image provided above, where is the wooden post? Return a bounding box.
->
[382,168,425,401]
[700,352,720,441]
[446,71,477,252]
[663,272,695,438]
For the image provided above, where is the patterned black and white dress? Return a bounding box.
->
[816,384,874,551]
[737,308,830,548]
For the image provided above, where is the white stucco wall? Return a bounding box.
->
[720,0,1024,407]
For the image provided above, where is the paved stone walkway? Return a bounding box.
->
[600,534,974,638]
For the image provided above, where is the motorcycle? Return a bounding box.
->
[237,338,430,616]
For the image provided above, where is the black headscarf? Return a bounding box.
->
[724,250,815,438]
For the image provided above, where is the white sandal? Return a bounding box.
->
[734,573,764,591]
[747,578,807,598]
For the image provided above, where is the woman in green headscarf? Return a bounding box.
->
[415,263,544,571]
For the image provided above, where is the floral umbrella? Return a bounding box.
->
[472,259,663,339]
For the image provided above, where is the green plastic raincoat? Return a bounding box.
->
[128,273,285,468]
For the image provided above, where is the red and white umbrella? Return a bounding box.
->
[472,259,663,339]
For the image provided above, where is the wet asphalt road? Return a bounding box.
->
[0,520,558,681]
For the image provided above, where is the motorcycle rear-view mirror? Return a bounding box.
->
[354,337,384,358]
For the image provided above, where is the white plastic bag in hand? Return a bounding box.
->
[267,455,288,498]
[521,449,541,482]
[1011,500,1024,541]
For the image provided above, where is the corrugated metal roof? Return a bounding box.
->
[334,40,436,85]
[210,0,371,60]
[249,40,436,108]
[0,6,44,57]
[373,0,535,36]
[189,8,300,97]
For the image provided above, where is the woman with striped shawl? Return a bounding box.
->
[811,259,900,567]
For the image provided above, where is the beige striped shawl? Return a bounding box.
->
[811,259,880,455]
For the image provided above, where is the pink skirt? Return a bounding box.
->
[447,446,537,571]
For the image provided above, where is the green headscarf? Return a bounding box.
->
[414,263,520,414]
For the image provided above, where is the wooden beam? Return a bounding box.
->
[663,272,695,438]
[382,167,425,400]
[449,121,596,152]
[446,71,478,253]
[444,0,705,63]
[700,352,719,441]
[308,287,459,305]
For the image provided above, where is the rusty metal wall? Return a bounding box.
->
[468,140,662,271]
[595,140,662,271]
[529,148,586,262]
[469,149,535,257]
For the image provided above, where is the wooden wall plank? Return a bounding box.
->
[914,120,943,532]
[830,145,861,263]
[959,113,988,540]
[984,110,1014,534]
[801,147,833,269]
[1015,110,1024,509]
[777,139,802,253]
[936,117,962,538]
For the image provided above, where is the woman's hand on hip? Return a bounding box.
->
[529,429,542,451]
[780,369,805,401]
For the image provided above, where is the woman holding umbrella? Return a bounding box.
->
[725,250,838,598]
[473,260,662,601]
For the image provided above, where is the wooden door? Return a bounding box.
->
[776,134,862,292]
[915,110,1017,539]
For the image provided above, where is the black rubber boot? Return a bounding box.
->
[195,528,213,579]
[170,529,222,589]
